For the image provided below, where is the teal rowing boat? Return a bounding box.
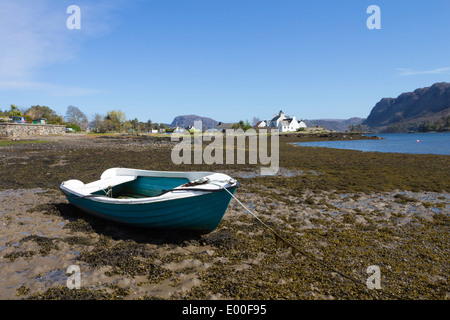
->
[59,168,239,234]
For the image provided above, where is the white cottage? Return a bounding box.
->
[278,116,299,132]
[254,120,268,128]
[269,110,307,132]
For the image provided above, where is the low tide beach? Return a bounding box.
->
[0,133,448,300]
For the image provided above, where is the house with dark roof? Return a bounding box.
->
[265,110,307,132]
[216,122,235,133]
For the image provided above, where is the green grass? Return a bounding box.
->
[0,140,47,146]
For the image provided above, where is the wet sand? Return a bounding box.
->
[0,133,448,300]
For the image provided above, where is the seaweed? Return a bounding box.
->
[77,240,173,281]
[2,133,448,300]
[21,235,59,256]
[26,286,130,300]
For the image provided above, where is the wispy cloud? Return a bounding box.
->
[0,0,71,79]
[396,67,450,76]
[0,0,124,96]
[0,80,101,97]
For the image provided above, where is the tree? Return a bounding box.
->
[356,124,363,132]
[103,110,126,132]
[146,119,152,130]
[25,105,63,124]
[127,118,140,133]
[65,106,88,130]
[143,119,152,132]
[8,104,23,117]
[231,120,252,131]
[242,120,252,131]
[89,113,106,133]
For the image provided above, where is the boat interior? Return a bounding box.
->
[91,176,190,199]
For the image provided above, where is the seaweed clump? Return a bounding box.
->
[77,240,173,282]
[26,286,131,300]
[4,235,59,261]
[21,235,59,255]
[393,193,419,204]
[3,250,36,262]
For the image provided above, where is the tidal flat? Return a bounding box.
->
[0,133,448,300]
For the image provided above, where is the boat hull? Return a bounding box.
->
[60,185,237,234]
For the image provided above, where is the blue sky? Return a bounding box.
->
[1,0,449,124]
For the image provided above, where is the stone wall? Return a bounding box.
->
[0,123,66,137]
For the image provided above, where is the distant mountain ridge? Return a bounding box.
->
[305,117,365,132]
[363,82,450,132]
[168,83,450,133]
[170,115,219,129]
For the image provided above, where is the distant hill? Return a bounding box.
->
[363,82,450,132]
[170,115,219,130]
[304,117,365,132]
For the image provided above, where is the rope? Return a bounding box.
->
[102,185,113,198]
[214,182,405,300]
[63,185,113,199]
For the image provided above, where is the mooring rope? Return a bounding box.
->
[214,182,405,300]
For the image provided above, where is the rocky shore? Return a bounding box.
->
[279,131,382,141]
[0,133,448,300]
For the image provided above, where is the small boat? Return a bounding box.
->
[59,168,239,234]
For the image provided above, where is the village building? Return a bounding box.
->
[32,118,47,125]
[258,110,307,132]
[254,120,268,128]
[215,122,235,133]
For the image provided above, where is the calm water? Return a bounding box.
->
[295,133,450,155]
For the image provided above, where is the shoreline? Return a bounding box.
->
[0,134,448,300]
